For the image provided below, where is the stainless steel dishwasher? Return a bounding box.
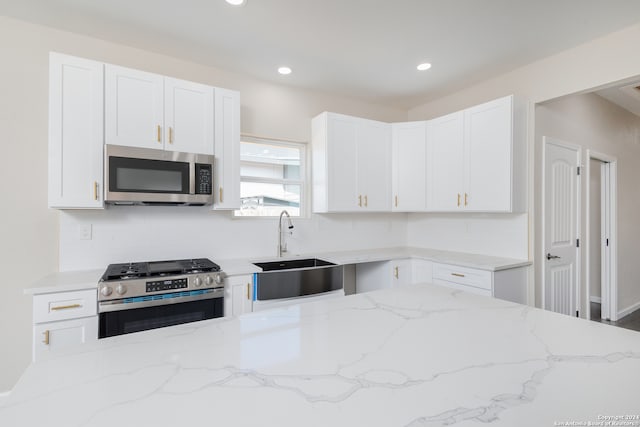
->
[251,258,344,311]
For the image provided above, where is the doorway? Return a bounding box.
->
[586,151,618,321]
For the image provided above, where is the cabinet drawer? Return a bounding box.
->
[33,289,97,323]
[433,278,492,297]
[432,263,492,291]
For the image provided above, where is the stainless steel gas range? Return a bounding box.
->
[98,258,225,338]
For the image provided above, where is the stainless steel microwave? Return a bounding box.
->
[104,145,214,206]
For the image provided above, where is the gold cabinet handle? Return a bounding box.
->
[394,266,399,279]
[457,193,461,207]
[157,125,162,143]
[358,195,362,207]
[169,127,173,144]
[394,195,398,208]
[364,195,368,207]
[246,283,250,300]
[451,273,465,278]
[93,181,98,201]
[50,304,82,311]
[464,193,468,206]
[42,330,50,345]
[219,187,224,203]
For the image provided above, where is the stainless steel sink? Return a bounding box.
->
[252,258,343,301]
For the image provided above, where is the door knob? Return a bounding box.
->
[546,253,561,260]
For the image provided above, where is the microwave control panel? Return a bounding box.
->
[195,164,212,195]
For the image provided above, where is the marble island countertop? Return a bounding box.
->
[4,283,639,426]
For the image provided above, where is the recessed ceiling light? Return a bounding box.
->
[225,0,246,6]
[417,62,432,71]
[278,66,292,75]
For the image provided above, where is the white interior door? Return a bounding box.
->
[543,137,580,317]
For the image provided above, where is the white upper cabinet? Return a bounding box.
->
[213,88,241,209]
[428,95,527,212]
[105,65,217,155]
[105,64,164,150]
[427,111,465,211]
[164,77,214,155]
[48,53,104,209]
[392,121,427,212]
[312,112,391,212]
[357,119,391,211]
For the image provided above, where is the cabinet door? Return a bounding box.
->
[411,259,433,284]
[105,64,164,149]
[357,119,391,211]
[390,258,412,287]
[392,122,427,211]
[427,111,464,210]
[464,96,513,211]
[327,114,358,211]
[226,275,253,316]
[33,316,98,362]
[48,53,104,209]
[213,88,241,209]
[164,77,214,155]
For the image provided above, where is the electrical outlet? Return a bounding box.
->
[78,224,92,240]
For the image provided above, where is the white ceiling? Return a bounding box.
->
[2,0,640,109]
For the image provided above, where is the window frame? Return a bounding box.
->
[233,136,309,219]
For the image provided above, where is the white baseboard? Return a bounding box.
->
[589,296,602,304]
[618,300,640,319]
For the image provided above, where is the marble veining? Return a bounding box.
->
[4,284,640,427]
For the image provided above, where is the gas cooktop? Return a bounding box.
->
[101,258,221,282]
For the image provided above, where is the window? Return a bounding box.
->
[234,137,306,217]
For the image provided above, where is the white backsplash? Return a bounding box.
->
[406,212,529,259]
[59,207,408,270]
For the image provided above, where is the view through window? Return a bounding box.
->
[234,138,305,217]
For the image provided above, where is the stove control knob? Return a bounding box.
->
[101,286,113,297]
[116,284,127,296]
[205,276,213,286]
[193,277,202,287]
[214,273,224,285]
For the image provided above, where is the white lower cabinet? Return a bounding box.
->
[31,289,98,362]
[225,275,253,317]
[33,317,98,362]
[390,258,412,287]
[432,262,526,303]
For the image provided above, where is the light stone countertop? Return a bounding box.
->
[3,283,639,426]
[25,247,530,295]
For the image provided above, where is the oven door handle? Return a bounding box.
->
[99,288,224,313]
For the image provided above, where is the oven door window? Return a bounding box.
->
[109,156,189,194]
[99,298,223,338]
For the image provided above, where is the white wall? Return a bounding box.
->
[0,15,407,393]
[535,93,640,318]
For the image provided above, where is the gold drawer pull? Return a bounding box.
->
[364,195,368,207]
[219,187,224,203]
[464,193,468,206]
[451,273,465,278]
[169,126,174,144]
[246,283,250,300]
[394,195,398,207]
[457,193,461,207]
[157,125,162,143]
[51,304,82,311]
[358,195,362,207]
[42,330,50,345]
[93,181,98,201]
[394,266,399,279]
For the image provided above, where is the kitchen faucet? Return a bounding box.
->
[278,210,294,257]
